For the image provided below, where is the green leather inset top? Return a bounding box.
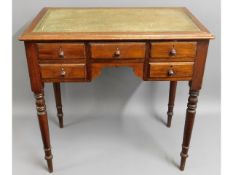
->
[33,8,200,33]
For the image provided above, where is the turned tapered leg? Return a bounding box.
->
[53,83,64,128]
[34,93,53,173]
[167,81,177,127]
[179,88,199,171]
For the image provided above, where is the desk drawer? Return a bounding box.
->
[40,64,86,79]
[151,42,197,59]
[149,62,194,79]
[90,42,146,59]
[37,43,86,60]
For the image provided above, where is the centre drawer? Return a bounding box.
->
[90,42,146,59]
[149,62,194,80]
[37,43,86,60]
[40,64,86,80]
[150,42,197,59]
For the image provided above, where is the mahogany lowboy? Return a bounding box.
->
[19,7,214,173]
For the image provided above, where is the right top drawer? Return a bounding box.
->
[150,42,197,59]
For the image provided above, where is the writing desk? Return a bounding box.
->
[19,7,214,172]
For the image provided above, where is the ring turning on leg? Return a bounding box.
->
[34,93,53,173]
[180,89,199,171]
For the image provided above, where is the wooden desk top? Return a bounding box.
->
[19,7,214,41]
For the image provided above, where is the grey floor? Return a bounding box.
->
[13,92,220,175]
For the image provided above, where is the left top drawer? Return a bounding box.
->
[37,43,86,60]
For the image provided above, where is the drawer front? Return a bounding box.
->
[149,62,194,79]
[40,64,86,80]
[37,43,86,59]
[151,42,197,58]
[90,42,146,59]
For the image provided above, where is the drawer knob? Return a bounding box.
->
[167,69,175,76]
[59,48,64,58]
[60,68,66,76]
[114,48,121,57]
[169,48,177,56]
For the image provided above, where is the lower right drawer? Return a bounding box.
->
[149,62,194,80]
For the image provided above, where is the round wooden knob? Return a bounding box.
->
[167,69,175,76]
[169,48,176,56]
[114,48,121,57]
[60,68,66,76]
[59,48,64,58]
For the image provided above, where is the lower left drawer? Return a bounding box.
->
[40,64,86,80]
